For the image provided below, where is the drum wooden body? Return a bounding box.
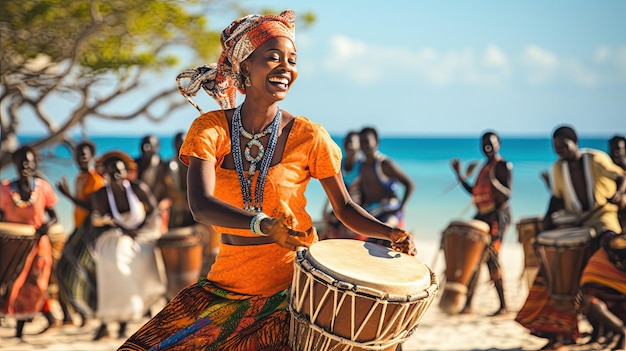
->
[439,219,490,314]
[157,225,203,299]
[534,227,593,310]
[47,224,67,261]
[46,224,67,298]
[0,222,37,299]
[516,216,543,288]
[289,239,438,351]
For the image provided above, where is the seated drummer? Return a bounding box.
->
[579,232,626,350]
[515,125,626,350]
[450,131,512,316]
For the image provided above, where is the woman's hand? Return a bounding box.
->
[390,228,417,256]
[262,213,311,251]
[450,158,462,176]
[608,191,626,207]
[91,211,115,227]
[56,177,72,198]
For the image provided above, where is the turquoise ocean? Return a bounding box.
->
[3,135,614,245]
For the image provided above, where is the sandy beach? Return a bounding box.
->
[0,240,588,351]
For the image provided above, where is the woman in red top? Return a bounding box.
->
[0,146,59,338]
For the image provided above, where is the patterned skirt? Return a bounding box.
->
[580,246,626,321]
[56,222,98,317]
[514,271,580,340]
[118,278,291,351]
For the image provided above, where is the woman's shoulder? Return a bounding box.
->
[290,115,332,138]
[190,110,229,130]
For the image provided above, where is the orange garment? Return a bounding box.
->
[1,235,53,319]
[580,248,626,295]
[0,178,58,228]
[73,170,105,227]
[0,178,56,319]
[472,161,496,215]
[180,110,341,297]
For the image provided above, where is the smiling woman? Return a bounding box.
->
[118,8,417,351]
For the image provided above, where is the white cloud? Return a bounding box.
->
[564,60,599,87]
[593,45,610,63]
[322,36,626,88]
[521,45,559,85]
[324,35,512,86]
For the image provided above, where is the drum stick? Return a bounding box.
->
[574,202,607,226]
[441,161,480,195]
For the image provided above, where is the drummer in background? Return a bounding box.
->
[134,134,170,234]
[164,131,220,274]
[609,134,626,229]
[55,140,105,326]
[358,126,415,248]
[0,146,60,338]
[515,125,626,350]
[450,131,512,316]
[321,130,365,240]
[56,140,105,232]
[164,132,195,229]
[579,231,626,350]
[118,9,415,350]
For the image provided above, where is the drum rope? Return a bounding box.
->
[290,257,439,350]
[288,308,420,350]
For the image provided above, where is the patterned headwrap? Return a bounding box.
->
[177,9,296,112]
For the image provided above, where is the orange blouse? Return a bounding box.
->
[180,110,341,296]
[74,170,105,227]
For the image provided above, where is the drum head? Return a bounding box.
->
[305,239,431,296]
[447,219,490,234]
[536,227,593,246]
[0,222,36,237]
[517,216,543,225]
[162,225,197,238]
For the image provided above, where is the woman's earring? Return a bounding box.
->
[244,76,251,87]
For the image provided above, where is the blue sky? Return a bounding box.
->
[22,0,626,137]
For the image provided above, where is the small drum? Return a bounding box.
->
[46,224,67,298]
[0,222,37,299]
[516,216,543,287]
[289,239,438,351]
[47,224,67,261]
[439,219,491,314]
[534,227,594,310]
[157,225,204,299]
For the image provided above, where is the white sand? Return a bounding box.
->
[0,240,560,351]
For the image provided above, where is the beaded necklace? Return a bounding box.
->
[231,104,281,212]
[10,178,37,209]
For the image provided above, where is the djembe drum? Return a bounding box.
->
[47,224,67,300]
[289,239,438,351]
[157,225,204,299]
[0,222,37,310]
[534,226,594,310]
[438,219,490,314]
[516,216,543,288]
